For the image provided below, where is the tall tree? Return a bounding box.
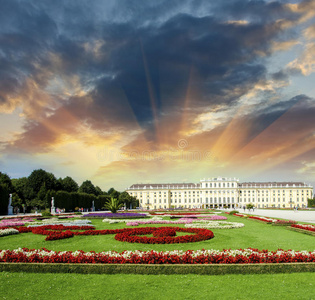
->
[0,172,14,192]
[61,176,79,193]
[12,177,35,204]
[108,187,120,199]
[78,180,99,196]
[28,169,57,194]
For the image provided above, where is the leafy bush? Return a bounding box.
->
[41,211,52,217]
[229,210,239,215]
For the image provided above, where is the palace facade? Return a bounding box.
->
[126,177,313,209]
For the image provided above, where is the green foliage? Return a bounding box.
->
[12,177,35,206]
[11,192,23,210]
[41,211,52,217]
[78,180,100,196]
[307,198,315,207]
[28,169,58,195]
[103,197,124,213]
[108,187,120,199]
[0,183,10,215]
[229,210,239,215]
[60,176,79,193]
[0,172,14,191]
[246,203,254,210]
[119,191,139,209]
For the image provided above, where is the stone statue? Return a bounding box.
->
[8,194,13,215]
[51,197,55,207]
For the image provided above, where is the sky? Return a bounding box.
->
[0,0,315,191]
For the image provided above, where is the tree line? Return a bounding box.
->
[0,169,138,214]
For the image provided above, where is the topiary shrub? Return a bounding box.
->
[229,210,239,215]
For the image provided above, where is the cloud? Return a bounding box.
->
[1,0,315,189]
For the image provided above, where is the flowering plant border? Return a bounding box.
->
[291,224,315,232]
[1,248,314,264]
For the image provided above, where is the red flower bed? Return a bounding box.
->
[153,228,176,237]
[1,248,314,264]
[114,227,214,244]
[12,225,214,244]
[291,224,315,232]
[248,216,275,223]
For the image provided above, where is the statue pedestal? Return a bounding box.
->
[8,206,13,215]
[51,207,56,214]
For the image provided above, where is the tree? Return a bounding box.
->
[12,177,36,209]
[78,180,99,196]
[103,197,123,213]
[28,169,57,195]
[0,172,14,191]
[119,191,138,209]
[0,183,10,215]
[95,186,104,195]
[307,197,315,207]
[108,187,120,199]
[36,184,48,209]
[60,176,79,193]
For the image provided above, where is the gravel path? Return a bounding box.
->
[226,208,315,224]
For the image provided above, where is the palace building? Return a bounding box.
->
[126,177,313,209]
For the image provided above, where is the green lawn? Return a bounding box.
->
[1,213,314,300]
[0,215,314,252]
[1,272,315,300]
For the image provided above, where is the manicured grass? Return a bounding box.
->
[1,272,315,300]
[0,215,314,252]
[1,213,314,299]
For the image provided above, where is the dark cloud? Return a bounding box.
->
[0,0,311,152]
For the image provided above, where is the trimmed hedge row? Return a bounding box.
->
[1,262,314,275]
[287,226,315,237]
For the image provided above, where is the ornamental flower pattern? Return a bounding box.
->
[11,225,214,244]
[114,227,214,244]
[1,248,315,264]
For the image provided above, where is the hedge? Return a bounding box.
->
[0,262,314,275]
[287,226,315,237]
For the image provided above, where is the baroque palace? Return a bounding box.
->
[126,177,313,210]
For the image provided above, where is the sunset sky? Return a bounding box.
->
[0,0,315,191]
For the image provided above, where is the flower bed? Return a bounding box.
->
[248,216,276,223]
[1,248,315,264]
[150,212,217,216]
[103,216,163,224]
[0,228,19,237]
[0,217,35,228]
[85,213,148,219]
[125,219,194,226]
[27,219,92,227]
[272,220,297,226]
[12,225,214,244]
[114,227,214,244]
[185,221,244,229]
[291,224,315,232]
